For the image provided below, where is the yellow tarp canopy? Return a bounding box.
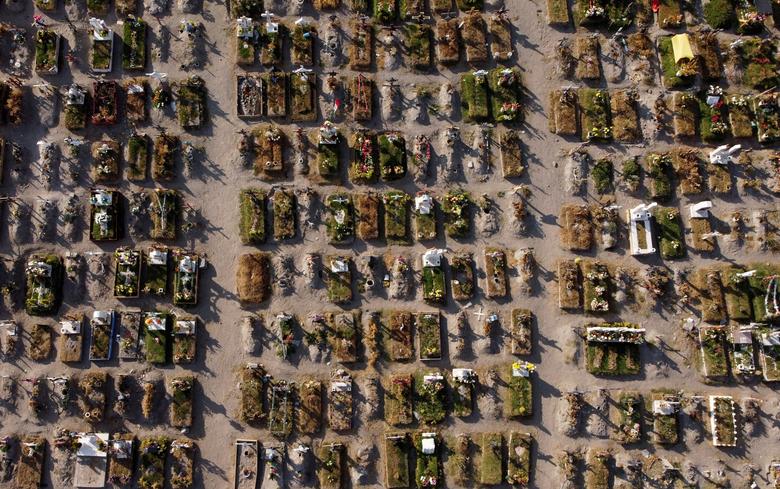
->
[671,34,694,63]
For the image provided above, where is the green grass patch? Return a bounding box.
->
[704,0,735,29]
[460,73,490,123]
[653,207,685,259]
[239,188,267,244]
[417,312,441,360]
[379,134,407,181]
[579,88,612,142]
[325,193,354,244]
[383,191,410,242]
[505,364,532,417]
[658,36,693,89]
[122,18,146,70]
[442,189,472,238]
[489,68,523,123]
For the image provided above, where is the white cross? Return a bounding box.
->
[473,308,485,321]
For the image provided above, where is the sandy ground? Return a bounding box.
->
[0,0,778,487]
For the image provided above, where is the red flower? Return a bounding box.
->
[711,115,720,122]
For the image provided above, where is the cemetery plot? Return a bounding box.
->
[560,205,593,251]
[461,72,490,122]
[385,373,414,426]
[558,260,581,310]
[611,391,642,444]
[272,188,296,240]
[489,13,512,62]
[59,318,83,362]
[582,261,610,314]
[575,36,601,81]
[143,312,170,364]
[237,75,262,118]
[34,29,60,75]
[119,309,142,359]
[505,362,533,418]
[610,89,640,142]
[451,369,476,417]
[436,19,459,65]
[415,371,446,425]
[379,133,407,181]
[584,449,611,489]
[239,364,265,423]
[64,84,88,129]
[477,433,503,485]
[356,192,380,240]
[325,310,358,362]
[239,189,267,244]
[443,189,472,238]
[16,436,45,489]
[91,141,121,182]
[484,248,508,299]
[138,437,170,489]
[122,17,147,70]
[463,12,487,63]
[253,125,285,179]
[236,253,271,304]
[89,310,115,361]
[507,432,532,486]
[728,95,754,138]
[89,189,120,241]
[234,440,259,489]
[413,432,441,488]
[699,326,729,378]
[92,80,119,125]
[755,93,780,144]
[149,189,178,240]
[350,131,378,183]
[451,252,475,301]
[671,92,698,139]
[383,310,414,361]
[651,392,680,444]
[126,131,149,179]
[658,36,695,90]
[413,192,436,241]
[350,18,374,70]
[170,376,194,429]
[375,0,397,23]
[418,312,442,360]
[325,256,353,304]
[422,250,446,304]
[746,264,780,323]
[298,380,322,434]
[25,254,62,316]
[693,269,726,324]
[489,68,523,123]
[292,22,316,65]
[328,369,353,431]
[79,371,108,423]
[173,316,196,363]
[177,76,207,129]
[108,435,135,486]
[384,433,411,489]
[646,152,674,201]
[730,326,755,376]
[585,322,644,375]
[29,324,52,361]
[653,206,685,259]
[262,72,287,118]
[350,74,373,121]
[404,23,432,70]
[384,191,410,242]
[736,38,778,90]
[114,248,141,298]
[709,395,737,447]
[721,267,752,322]
[579,88,612,142]
[268,380,293,437]
[510,309,533,355]
[549,89,578,136]
[291,71,317,121]
[760,329,780,381]
[144,246,169,296]
[547,0,570,25]
[170,440,195,489]
[260,24,283,66]
[153,132,178,181]
[317,123,341,181]
[670,148,702,195]
[500,130,524,177]
[318,442,345,489]
[326,193,355,244]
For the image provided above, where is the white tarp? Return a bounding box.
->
[60,320,81,334]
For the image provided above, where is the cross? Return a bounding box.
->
[260,10,275,22]
[473,308,485,321]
